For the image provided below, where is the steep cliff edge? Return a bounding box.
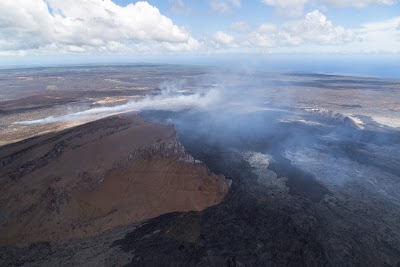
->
[0,113,231,245]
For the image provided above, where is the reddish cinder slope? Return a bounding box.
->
[0,114,231,245]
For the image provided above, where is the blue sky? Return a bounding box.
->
[0,0,399,62]
[109,0,400,41]
[115,0,400,29]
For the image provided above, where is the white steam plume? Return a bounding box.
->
[15,84,221,125]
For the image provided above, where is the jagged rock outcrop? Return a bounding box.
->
[0,113,231,245]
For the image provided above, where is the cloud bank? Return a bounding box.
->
[0,0,398,56]
[0,0,199,55]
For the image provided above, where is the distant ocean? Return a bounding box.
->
[1,54,399,79]
[197,54,400,79]
[259,56,400,79]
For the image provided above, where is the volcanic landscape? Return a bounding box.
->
[1,64,400,266]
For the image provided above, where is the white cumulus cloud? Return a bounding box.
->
[261,0,308,17]
[230,21,251,32]
[244,10,354,49]
[209,0,241,13]
[248,24,278,47]
[326,0,395,8]
[351,16,400,53]
[231,0,242,8]
[0,0,199,54]
[280,10,355,45]
[169,0,190,14]
[213,31,235,45]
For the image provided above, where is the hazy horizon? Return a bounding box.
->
[1,54,400,79]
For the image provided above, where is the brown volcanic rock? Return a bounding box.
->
[0,113,230,245]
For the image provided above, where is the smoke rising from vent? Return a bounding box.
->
[15,82,222,125]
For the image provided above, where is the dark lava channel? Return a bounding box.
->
[110,110,400,266]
